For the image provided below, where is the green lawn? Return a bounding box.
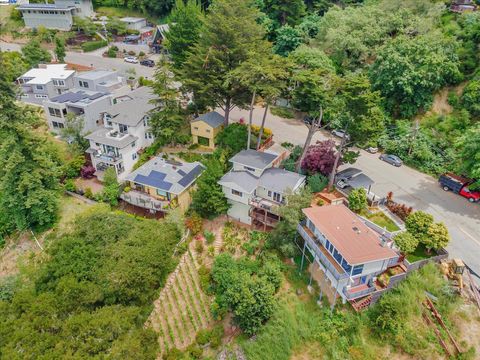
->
[406,244,435,263]
[360,210,400,232]
[55,195,94,233]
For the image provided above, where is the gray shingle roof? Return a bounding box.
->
[85,128,137,149]
[191,111,224,128]
[258,168,306,193]
[125,157,205,195]
[218,170,258,194]
[108,86,157,126]
[229,150,278,170]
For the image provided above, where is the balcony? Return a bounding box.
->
[250,208,280,227]
[120,189,171,212]
[90,150,122,163]
[249,196,282,214]
[342,283,376,300]
[297,223,349,280]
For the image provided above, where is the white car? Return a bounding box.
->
[124,56,139,64]
[331,129,350,140]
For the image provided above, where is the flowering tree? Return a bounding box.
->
[301,140,337,175]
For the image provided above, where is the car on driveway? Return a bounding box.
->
[124,56,139,64]
[140,59,155,67]
[331,129,350,140]
[379,154,402,167]
[366,147,378,154]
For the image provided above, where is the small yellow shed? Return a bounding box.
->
[191,111,225,149]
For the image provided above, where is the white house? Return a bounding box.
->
[218,149,305,229]
[297,204,400,305]
[84,86,157,180]
[74,70,126,93]
[17,64,76,104]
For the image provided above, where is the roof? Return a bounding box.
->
[302,205,397,265]
[258,168,305,193]
[229,149,278,170]
[125,157,205,195]
[120,17,146,23]
[85,128,137,148]
[18,3,75,10]
[49,89,110,106]
[75,70,117,81]
[335,167,362,181]
[19,64,75,85]
[192,111,224,128]
[218,170,258,194]
[107,86,157,126]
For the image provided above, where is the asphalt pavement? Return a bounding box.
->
[228,106,480,279]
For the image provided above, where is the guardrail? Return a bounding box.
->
[342,285,376,300]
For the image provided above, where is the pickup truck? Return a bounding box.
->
[439,173,480,203]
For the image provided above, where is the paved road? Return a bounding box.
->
[228,106,480,278]
[0,41,157,79]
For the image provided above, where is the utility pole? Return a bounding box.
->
[408,118,420,155]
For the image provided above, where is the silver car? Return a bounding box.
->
[331,129,350,140]
[379,154,402,167]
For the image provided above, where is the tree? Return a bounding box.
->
[60,113,89,151]
[150,61,185,145]
[165,0,204,68]
[215,123,249,155]
[461,78,480,118]
[370,35,462,118]
[261,0,306,27]
[424,222,450,251]
[22,39,52,67]
[73,16,98,36]
[301,139,337,175]
[307,173,328,193]
[0,50,28,83]
[393,231,419,254]
[191,154,229,218]
[273,25,304,56]
[101,167,120,206]
[456,124,480,189]
[178,0,267,125]
[405,211,434,242]
[105,18,128,36]
[0,88,61,234]
[348,188,367,213]
[55,36,66,62]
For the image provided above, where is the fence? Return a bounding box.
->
[405,248,449,272]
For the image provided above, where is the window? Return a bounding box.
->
[352,265,364,276]
[53,79,65,86]
[231,189,242,197]
[132,153,137,160]
[145,132,153,139]
[244,166,256,172]
[131,141,136,148]
[273,192,281,202]
[268,190,272,197]
[143,117,149,126]
[34,94,47,99]
[341,259,352,273]
[48,107,62,117]
[119,124,128,134]
[194,126,199,130]
[79,81,89,88]
[35,85,44,90]
[206,129,211,133]
[52,121,64,129]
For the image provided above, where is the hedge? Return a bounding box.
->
[81,40,108,52]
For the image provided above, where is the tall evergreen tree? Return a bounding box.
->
[55,36,66,63]
[165,0,204,68]
[178,0,267,125]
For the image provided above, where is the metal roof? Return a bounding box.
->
[218,170,258,194]
[229,149,278,170]
[191,111,224,128]
[258,167,305,193]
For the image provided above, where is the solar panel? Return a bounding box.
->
[69,92,89,103]
[177,169,187,176]
[134,170,173,191]
[178,165,204,187]
[89,92,104,101]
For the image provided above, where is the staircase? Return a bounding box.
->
[350,294,372,312]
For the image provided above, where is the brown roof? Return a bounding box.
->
[302,205,397,265]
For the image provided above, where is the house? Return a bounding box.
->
[450,0,477,12]
[120,17,147,31]
[74,70,126,93]
[17,0,93,31]
[218,149,305,229]
[84,86,157,180]
[44,89,113,133]
[191,111,224,148]
[120,157,205,213]
[297,204,403,308]
[17,64,76,104]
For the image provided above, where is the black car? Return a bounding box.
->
[140,59,155,67]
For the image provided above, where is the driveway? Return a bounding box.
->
[227,106,480,279]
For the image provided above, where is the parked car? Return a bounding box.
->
[140,59,155,67]
[331,129,350,140]
[439,173,480,203]
[379,154,402,167]
[366,147,378,154]
[335,167,363,189]
[124,56,139,64]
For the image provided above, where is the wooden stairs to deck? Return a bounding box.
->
[350,294,372,312]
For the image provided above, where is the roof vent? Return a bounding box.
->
[352,226,361,234]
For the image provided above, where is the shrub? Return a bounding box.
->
[195,328,211,346]
[128,50,136,56]
[64,179,76,192]
[348,188,367,213]
[106,47,117,58]
[209,324,224,348]
[204,230,215,244]
[84,187,93,199]
[405,211,434,241]
[81,40,108,52]
[138,51,145,57]
[393,231,419,254]
[424,222,450,251]
[270,106,296,119]
[307,173,328,193]
[301,140,337,175]
[124,186,131,193]
[63,155,85,179]
[80,165,95,179]
[195,240,204,254]
[185,212,203,234]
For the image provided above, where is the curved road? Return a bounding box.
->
[228,106,480,278]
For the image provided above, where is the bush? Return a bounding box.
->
[405,211,434,241]
[127,50,136,56]
[84,187,93,199]
[81,40,108,52]
[185,213,203,234]
[348,188,367,213]
[106,47,117,58]
[80,165,95,179]
[307,173,328,193]
[64,179,76,192]
[63,155,85,179]
[195,240,204,254]
[204,230,215,244]
[138,51,145,57]
[195,328,211,346]
[270,106,296,119]
[393,231,419,254]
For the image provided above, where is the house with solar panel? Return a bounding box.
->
[190,111,225,149]
[218,149,306,230]
[120,157,205,213]
[84,86,157,180]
